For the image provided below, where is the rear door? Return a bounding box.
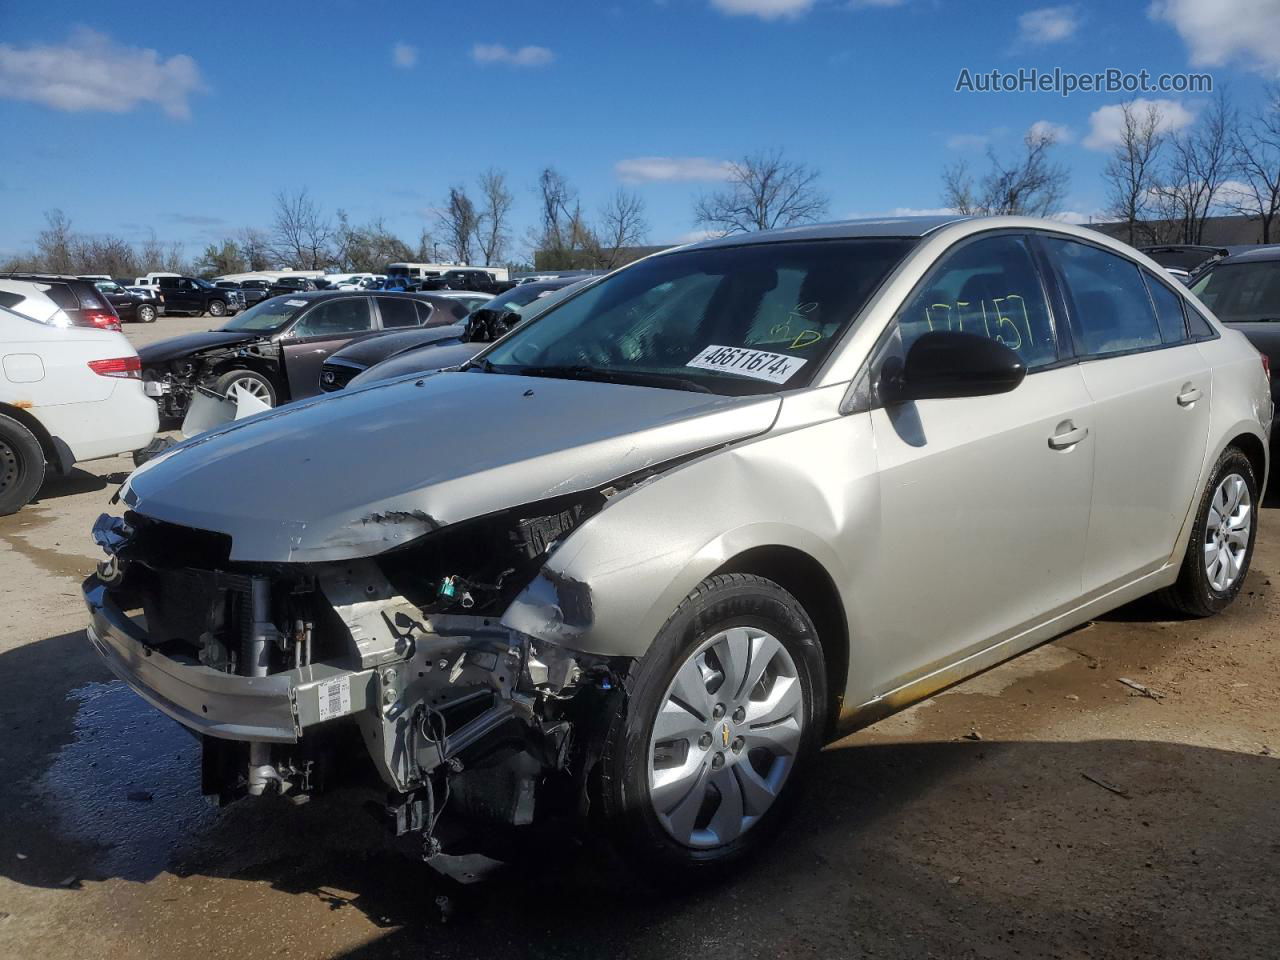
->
[281,297,377,398]
[863,233,1095,689]
[1041,236,1212,593]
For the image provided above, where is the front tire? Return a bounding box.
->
[0,414,47,516]
[600,574,826,878]
[207,299,227,318]
[213,369,277,408]
[1161,446,1259,617]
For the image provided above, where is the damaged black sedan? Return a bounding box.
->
[140,291,467,418]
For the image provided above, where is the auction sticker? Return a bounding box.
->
[687,345,807,384]
[285,299,308,306]
[316,675,351,721]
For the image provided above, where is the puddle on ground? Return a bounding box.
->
[36,681,219,881]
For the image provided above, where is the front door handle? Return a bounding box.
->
[1177,385,1202,406]
[1048,420,1088,450]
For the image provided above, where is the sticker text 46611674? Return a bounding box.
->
[686,345,808,384]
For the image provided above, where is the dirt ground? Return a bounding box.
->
[1,313,1277,959]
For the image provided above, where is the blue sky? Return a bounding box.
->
[2,0,1279,262]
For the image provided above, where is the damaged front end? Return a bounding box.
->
[143,339,280,420]
[85,494,628,856]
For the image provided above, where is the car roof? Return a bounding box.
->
[1213,245,1280,264]
[678,215,971,252]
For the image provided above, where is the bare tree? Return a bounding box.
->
[596,189,648,269]
[694,149,827,234]
[1152,90,1237,244]
[198,239,247,277]
[137,230,167,272]
[1102,101,1166,245]
[237,227,274,271]
[1229,83,1280,243]
[334,211,412,271]
[36,210,75,273]
[529,167,577,265]
[942,128,1069,217]
[269,188,333,269]
[475,169,514,266]
[435,186,479,263]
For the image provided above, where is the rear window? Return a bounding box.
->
[1190,262,1280,323]
[377,296,420,329]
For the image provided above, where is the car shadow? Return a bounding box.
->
[0,627,1276,957]
[31,467,110,502]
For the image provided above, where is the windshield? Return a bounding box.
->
[1190,262,1280,322]
[191,277,215,289]
[481,238,915,394]
[220,298,302,332]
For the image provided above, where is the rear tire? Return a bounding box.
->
[137,303,157,323]
[600,573,826,880]
[0,414,47,516]
[1160,446,1258,617]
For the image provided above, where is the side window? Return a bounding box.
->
[377,296,419,329]
[1185,302,1216,338]
[895,235,1057,368]
[1143,271,1189,344]
[1046,238,1162,356]
[292,298,373,337]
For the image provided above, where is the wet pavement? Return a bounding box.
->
[0,313,1277,957]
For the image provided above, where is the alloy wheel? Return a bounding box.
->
[209,301,226,317]
[1204,472,1251,592]
[225,377,272,406]
[647,626,804,849]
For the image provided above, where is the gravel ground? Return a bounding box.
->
[0,312,1277,959]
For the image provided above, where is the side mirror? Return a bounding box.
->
[880,330,1026,404]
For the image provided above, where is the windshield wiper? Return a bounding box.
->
[461,357,495,373]
[513,365,712,393]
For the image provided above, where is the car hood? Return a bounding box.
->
[138,330,269,364]
[350,341,481,386]
[120,371,781,562]
[329,324,466,367]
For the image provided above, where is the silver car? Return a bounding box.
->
[85,216,1271,874]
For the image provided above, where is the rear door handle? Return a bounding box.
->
[1048,421,1088,450]
[1177,385,1202,406]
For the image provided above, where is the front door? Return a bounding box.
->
[1041,236,1212,593]
[861,234,1095,692]
[281,296,376,399]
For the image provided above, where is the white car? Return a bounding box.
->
[435,290,495,313]
[0,297,158,514]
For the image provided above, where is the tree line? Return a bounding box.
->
[9,90,1280,281]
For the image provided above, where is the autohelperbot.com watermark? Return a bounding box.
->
[955,67,1213,98]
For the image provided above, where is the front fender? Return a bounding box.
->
[502,387,877,660]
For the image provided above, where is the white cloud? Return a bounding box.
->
[1029,120,1074,144]
[847,0,907,8]
[1149,0,1280,72]
[0,27,203,119]
[1082,98,1196,150]
[392,42,418,69]
[615,156,734,183]
[946,133,991,151]
[846,206,960,219]
[1016,5,1080,45]
[709,0,815,20]
[471,43,555,67]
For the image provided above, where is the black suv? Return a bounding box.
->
[268,276,319,297]
[418,269,508,294]
[216,279,271,307]
[82,277,159,323]
[157,276,245,317]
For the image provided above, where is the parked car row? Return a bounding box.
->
[82,215,1271,881]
